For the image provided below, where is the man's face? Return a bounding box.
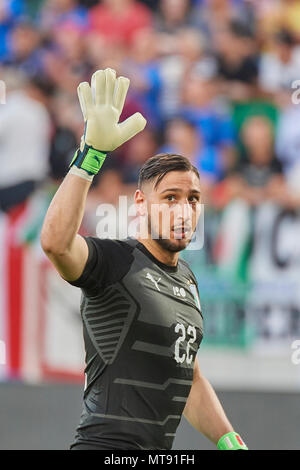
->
[137,170,202,252]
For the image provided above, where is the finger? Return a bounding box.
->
[105,68,116,104]
[113,76,130,116]
[91,69,106,106]
[77,81,93,120]
[117,113,147,147]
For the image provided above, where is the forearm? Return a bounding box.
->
[41,171,91,254]
[41,67,145,255]
[183,373,233,445]
[41,68,146,280]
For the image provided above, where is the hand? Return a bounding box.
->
[78,68,147,152]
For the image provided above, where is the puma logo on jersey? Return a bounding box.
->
[146,272,161,291]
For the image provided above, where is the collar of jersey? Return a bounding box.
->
[135,240,179,273]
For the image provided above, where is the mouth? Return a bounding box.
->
[172,227,192,239]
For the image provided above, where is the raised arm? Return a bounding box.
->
[40,68,146,281]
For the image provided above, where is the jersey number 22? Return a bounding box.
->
[174,323,197,365]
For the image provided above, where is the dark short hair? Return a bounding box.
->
[275,29,295,46]
[138,153,200,190]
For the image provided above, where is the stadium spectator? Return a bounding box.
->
[194,0,256,42]
[0,0,25,61]
[214,20,259,101]
[275,101,300,184]
[154,0,193,35]
[48,91,83,181]
[0,72,52,212]
[44,19,91,92]
[121,28,162,129]
[257,0,300,44]
[40,0,89,34]
[160,117,224,185]
[89,0,152,46]
[6,20,45,76]
[259,29,300,97]
[228,116,284,206]
[180,71,235,169]
[158,27,217,119]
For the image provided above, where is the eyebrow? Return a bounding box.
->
[159,188,201,195]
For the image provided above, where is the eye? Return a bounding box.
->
[189,196,200,203]
[166,194,176,201]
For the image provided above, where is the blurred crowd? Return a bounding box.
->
[1,0,300,233]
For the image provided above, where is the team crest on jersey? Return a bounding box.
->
[189,283,201,311]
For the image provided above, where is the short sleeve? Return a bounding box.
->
[67,237,134,297]
[67,237,108,295]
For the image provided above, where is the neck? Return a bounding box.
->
[137,237,179,267]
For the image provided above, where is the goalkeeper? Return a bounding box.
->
[41,68,248,451]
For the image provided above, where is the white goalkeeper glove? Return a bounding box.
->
[69,68,147,179]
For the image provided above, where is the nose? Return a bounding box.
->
[173,201,192,225]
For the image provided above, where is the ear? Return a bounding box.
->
[134,189,147,217]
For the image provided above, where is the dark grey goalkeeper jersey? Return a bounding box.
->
[69,237,203,450]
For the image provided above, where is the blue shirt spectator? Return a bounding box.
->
[180,105,235,149]
[161,142,224,183]
[159,117,225,183]
[39,0,89,33]
[0,0,24,61]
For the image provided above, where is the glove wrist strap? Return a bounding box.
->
[69,166,94,182]
[69,143,107,175]
[217,432,248,450]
